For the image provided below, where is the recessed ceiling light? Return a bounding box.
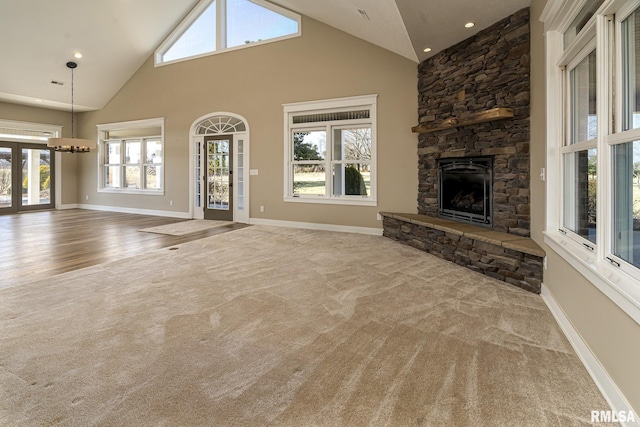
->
[465,22,475,28]
[423,47,432,53]
[74,52,83,59]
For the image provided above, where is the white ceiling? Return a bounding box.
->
[0,0,530,112]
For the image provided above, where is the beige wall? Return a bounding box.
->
[530,0,640,414]
[75,16,418,228]
[0,102,78,205]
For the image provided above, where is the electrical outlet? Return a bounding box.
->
[85,195,89,201]
[170,200,173,206]
[260,205,265,213]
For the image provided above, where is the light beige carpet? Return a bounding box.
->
[139,219,233,236]
[0,226,609,426]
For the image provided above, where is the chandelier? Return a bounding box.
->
[47,61,96,153]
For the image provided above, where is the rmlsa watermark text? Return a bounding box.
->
[591,410,636,423]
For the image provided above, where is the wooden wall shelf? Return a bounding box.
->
[411,107,514,134]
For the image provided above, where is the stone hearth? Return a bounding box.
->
[381,212,544,293]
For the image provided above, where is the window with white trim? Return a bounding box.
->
[97,118,164,194]
[563,42,597,246]
[543,0,640,322]
[283,95,377,206]
[155,0,300,66]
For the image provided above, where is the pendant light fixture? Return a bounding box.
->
[47,61,96,153]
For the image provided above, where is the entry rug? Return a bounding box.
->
[139,220,233,236]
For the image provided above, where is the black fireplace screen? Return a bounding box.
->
[438,157,492,226]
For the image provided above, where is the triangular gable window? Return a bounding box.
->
[163,1,217,62]
[156,0,300,65]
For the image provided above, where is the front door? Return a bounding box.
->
[0,142,55,215]
[204,135,233,221]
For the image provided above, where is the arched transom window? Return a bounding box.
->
[195,115,246,134]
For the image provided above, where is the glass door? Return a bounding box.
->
[0,142,55,214]
[0,143,16,213]
[204,135,233,221]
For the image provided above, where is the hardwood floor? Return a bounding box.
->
[0,209,248,289]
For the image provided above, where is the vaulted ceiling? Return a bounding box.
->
[0,0,530,112]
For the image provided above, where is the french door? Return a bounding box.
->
[0,142,55,214]
[204,135,233,221]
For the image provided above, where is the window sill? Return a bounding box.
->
[544,230,640,326]
[98,189,164,196]
[284,196,377,207]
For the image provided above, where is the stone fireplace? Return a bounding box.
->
[416,7,531,237]
[381,8,544,294]
[438,156,493,227]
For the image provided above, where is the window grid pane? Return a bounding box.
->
[331,163,370,197]
[227,0,298,49]
[563,149,597,244]
[163,1,216,62]
[146,140,162,164]
[144,165,162,190]
[622,8,640,131]
[570,50,597,145]
[293,131,326,161]
[293,164,326,196]
[104,166,121,188]
[125,166,141,189]
[332,127,371,161]
[612,140,640,268]
[106,143,121,164]
[125,141,141,165]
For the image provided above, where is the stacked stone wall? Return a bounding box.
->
[417,8,531,236]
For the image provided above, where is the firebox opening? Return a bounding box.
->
[438,156,493,227]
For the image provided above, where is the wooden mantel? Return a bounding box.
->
[411,107,514,134]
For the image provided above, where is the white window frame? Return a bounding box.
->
[283,94,378,206]
[97,118,165,195]
[561,38,598,250]
[542,0,640,325]
[155,0,301,67]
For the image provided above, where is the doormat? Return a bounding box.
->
[139,220,233,236]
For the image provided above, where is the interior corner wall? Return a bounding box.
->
[74,15,419,228]
[0,102,78,206]
[530,0,640,415]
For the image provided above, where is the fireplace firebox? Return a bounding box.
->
[438,157,492,227]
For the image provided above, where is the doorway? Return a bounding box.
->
[0,142,55,214]
[190,113,249,223]
[204,135,233,221]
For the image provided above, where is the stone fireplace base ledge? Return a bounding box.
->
[380,212,544,293]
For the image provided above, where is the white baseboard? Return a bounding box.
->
[541,284,639,426]
[249,218,383,236]
[74,203,191,219]
[59,203,80,210]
